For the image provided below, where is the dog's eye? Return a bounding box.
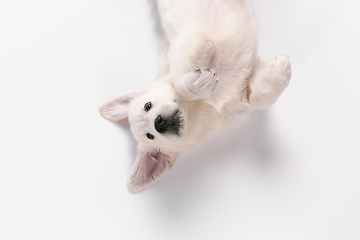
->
[144,102,152,111]
[146,133,154,140]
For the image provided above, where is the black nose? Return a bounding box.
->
[155,115,167,133]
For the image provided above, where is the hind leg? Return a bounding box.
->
[247,55,291,109]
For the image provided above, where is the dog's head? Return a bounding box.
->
[99,78,188,193]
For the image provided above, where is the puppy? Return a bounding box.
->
[99,0,291,193]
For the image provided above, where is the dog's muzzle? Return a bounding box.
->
[154,110,181,135]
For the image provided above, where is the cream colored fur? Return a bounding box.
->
[99,0,291,193]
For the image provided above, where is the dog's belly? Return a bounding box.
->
[160,0,257,110]
[201,1,257,108]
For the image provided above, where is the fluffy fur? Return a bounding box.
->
[100,0,291,193]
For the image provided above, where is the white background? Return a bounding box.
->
[1,0,360,239]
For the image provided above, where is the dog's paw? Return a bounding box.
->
[174,68,219,100]
[248,55,291,110]
[187,68,219,99]
[264,55,291,87]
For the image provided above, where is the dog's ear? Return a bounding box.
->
[99,90,139,121]
[127,145,176,193]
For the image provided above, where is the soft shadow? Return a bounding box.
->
[148,110,279,213]
[146,0,163,38]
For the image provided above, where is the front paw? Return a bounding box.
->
[187,68,219,99]
[174,68,219,100]
[264,55,291,87]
